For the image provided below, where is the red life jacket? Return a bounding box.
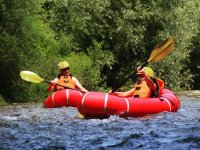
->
[157,78,164,95]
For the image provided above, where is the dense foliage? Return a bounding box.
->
[0,0,199,103]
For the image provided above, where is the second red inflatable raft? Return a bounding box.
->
[77,89,180,118]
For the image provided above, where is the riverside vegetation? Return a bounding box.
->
[0,0,200,104]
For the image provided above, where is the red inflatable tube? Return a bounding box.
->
[77,89,180,118]
[44,89,83,108]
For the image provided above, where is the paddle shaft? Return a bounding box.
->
[43,80,76,91]
[112,61,148,93]
[111,36,174,92]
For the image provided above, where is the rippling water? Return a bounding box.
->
[0,95,200,149]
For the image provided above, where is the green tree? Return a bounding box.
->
[189,31,200,89]
[1,0,199,103]
[42,0,200,90]
[0,0,58,102]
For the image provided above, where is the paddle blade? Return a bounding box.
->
[148,36,174,62]
[20,71,44,83]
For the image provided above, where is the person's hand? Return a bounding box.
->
[108,90,114,95]
[50,81,56,85]
[137,66,142,71]
[137,66,144,75]
[137,66,143,72]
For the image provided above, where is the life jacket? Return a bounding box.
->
[133,78,164,98]
[56,75,75,91]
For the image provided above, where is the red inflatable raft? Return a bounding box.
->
[44,89,83,108]
[77,89,180,118]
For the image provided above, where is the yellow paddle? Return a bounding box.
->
[20,71,45,83]
[112,36,174,92]
[20,71,74,90]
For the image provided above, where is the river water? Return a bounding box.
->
[0,94,200,150]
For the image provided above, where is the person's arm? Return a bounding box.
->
[47,77,59,92]
[72,77,89,93]
[108,88,134,98]
[137,66,156,91]
[51,77,59,84]
[143,74,156,91]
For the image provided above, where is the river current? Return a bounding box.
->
[0,94,200,150]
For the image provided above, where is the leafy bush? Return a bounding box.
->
[0,0,200,103]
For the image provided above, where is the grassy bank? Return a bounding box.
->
[0,95,8,106]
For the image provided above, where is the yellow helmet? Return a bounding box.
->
[143,67,154,77]
[58,61,70,70]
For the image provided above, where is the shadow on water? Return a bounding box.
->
[0,95,200,149]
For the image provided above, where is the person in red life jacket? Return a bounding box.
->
[108,66,164,98]
[48,61,89,93]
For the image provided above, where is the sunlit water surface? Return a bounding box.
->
[0,95,200,149]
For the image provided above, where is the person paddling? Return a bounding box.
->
[48,61,89,93]
[109,66,164,98]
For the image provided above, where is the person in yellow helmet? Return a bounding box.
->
[109,66,164,98]
[48,61,89,93]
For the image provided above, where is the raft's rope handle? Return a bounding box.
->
[159,96,175,105]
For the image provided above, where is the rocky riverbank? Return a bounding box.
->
[175,90,200,98]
